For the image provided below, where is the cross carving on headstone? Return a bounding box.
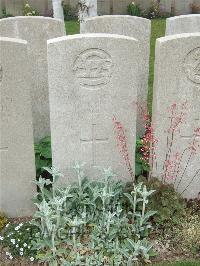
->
[80,123,108,166]
[181,114,200,140]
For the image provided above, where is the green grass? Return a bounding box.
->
[148,18,166,112]
[64,18,166,112]
[153,261,200,266]
[65,20,80,35]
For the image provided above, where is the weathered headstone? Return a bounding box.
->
[166,14,200,35]
[152,33,200,199]
[48,34,140,181]
[0,16,66,142]
[81,15,151,136]
[0,37,36,217]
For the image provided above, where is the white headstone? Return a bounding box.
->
[152,33,200,199]
[166,14,200,35]
[0,16,66,142]
[52,0,64,21]
[81,15,151,136]
[0,37,36,217]
[48,34,140,182]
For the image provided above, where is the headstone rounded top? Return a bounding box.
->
[167,14,200,22]
[47,33,138,45]
[157,32,200,44]
[166,15,200,35]
[0,16,64,23]
[83,15,151,24]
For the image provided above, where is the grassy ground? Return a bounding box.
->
[148,18,166,112]
[65,18,166,112]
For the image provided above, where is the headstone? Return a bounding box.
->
[152,33,200,199]
[78,0,97,22]
[166,14,200,35]
[48,34,140,182]
[81,15,151,136]
[52,0,64,21]
[0,37,36,217]
[0,16,66,142]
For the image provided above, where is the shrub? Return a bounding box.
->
[127,2,142,17]
[135,137,150,177]
[0,222,39,261]
[145,178,186,226]
[23,3,39,16]
[62,2,78,20]
[1,8,13,18]
[0,213,8,232]
[142,0,170,19]
[34,136,52,179]
[30,164,156,265]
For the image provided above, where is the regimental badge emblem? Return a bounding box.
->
[184,47,200,84]
[73,48,113,88]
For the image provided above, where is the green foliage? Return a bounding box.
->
[143,1,170,19]
[34,136,52,178]
[62,2,77,20]
[135,138,150,177]
[1,8,13,18]
[0,222,39,261]
[30,164,156,265]
[145,178,186,225]
[127,2,142,17]
[23,3,39,16]
[0,213,8,232]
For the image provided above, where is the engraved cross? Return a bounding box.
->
[181,115,200,140]
[80,124,108,166]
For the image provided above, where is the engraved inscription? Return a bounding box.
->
[73,48,113,88]
[184,47,200,84]
[80,124,109,165]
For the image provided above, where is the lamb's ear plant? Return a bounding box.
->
[29,163,156,265]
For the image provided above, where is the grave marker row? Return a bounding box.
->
[0,14,200,218]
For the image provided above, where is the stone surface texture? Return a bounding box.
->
[81,15,151,136]
[152,33,200,199]
[166,14,200,35]
[48,34,140,183]
[0,37,36,217]
[0,16,66,142]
